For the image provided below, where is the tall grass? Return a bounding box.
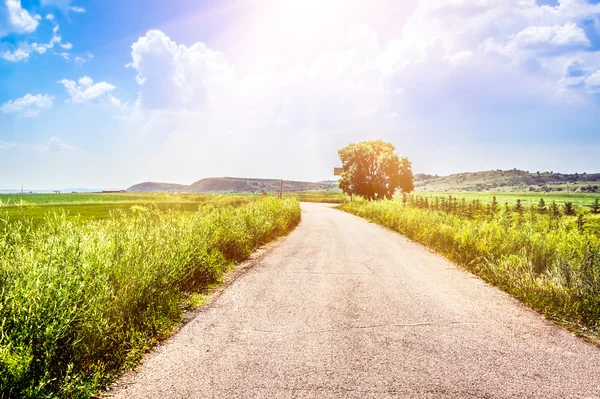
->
[340,200,600,334]
[0,197,300,398]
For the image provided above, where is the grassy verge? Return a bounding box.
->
[339,199,600,338]
[0,197,300,398]
[294,191,348,203]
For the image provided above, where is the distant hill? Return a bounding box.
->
[126,182,190,193]
[415,169,600,193]
[126,178,340,194]
[126,170,600,195]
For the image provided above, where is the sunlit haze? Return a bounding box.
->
[1,0,600,189]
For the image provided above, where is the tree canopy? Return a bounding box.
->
[338,140,414,200]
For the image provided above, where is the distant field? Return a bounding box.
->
[294,191,348,203]
[417,191,600,208]
[0,193,267,224]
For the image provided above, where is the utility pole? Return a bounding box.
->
[279,179,283,199]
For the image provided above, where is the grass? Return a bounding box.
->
[294,191,348,204]
[0,193,263,225]
[340,197,600,339]
[417,191,600,207]
[0,195,300,398]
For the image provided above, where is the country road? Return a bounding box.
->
[112,203,600,399]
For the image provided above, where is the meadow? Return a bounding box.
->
[416,191,600,207]
[294,191,348,204]
[340,192,600,339]
[0,193,263,225]
[0,194,300,398]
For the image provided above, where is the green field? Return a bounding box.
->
[0,194,300,398]
[294,191,348,204]
[418,191,600,208]
[0,193,267,224]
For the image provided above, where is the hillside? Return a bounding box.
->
[127,178,340,193]
[126,182,190,193]
[415,169,600,193]
[126,170,600,194]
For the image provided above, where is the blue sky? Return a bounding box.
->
[1,0,600,189]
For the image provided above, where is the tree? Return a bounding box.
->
[514,199,523,215]
[537,198,547,215]
[592,199,600,215]
[490,196,499,216]
[551,201,561,218]
[564,202,575,216]
[338,140,413,200]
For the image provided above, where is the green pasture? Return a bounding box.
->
[0,193,269,224]
[417,191,600,208]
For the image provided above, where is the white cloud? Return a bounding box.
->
[4,0,40,36]
[558,58,587,90]
[1,93,53,116]
[74,52,93,66]
[586,71,600,94]
[127,30,235,110]
[59,76,122,106]
[1,47,30,61]
[46,137,74,152]
[2,19,73,62]
[69,6,85,13]
[514,23,589,50]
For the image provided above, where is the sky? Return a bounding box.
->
[1,0,600,190]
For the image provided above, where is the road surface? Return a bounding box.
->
[112,203,600,398]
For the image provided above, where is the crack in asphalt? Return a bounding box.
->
[239,321,478,335]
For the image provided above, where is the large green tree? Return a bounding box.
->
[338,140,414,200]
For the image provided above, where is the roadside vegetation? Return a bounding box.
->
[294,191,348,204]
[0,195,300,398]
[340,194,600,336]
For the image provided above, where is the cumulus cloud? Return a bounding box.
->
[558,58,588,90]
[1,17,73,62]
[59,76,121,106]
[514,23,590,51]
[1,93,53,116]
[45,137,74,152]
[1,46,30,61]
[3,0,40,36]
[586,71,600,94]
[69,6,85,13]
[127,30,234,110]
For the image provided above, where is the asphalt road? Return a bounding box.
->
[112,203,600,398]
